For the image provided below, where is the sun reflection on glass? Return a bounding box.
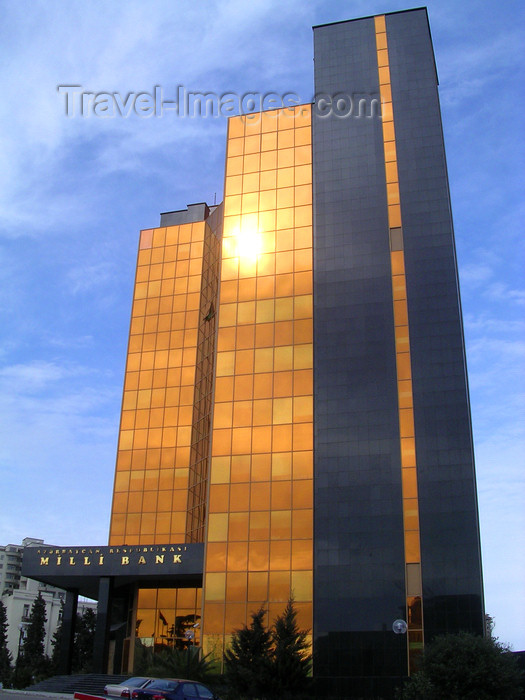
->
[236,226,260,260]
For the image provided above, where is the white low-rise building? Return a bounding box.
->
[1,538,97,660]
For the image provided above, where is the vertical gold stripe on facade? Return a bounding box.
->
[374,14,424,673]
[202,105,314,665]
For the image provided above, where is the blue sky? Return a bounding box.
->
[0,0,523,649]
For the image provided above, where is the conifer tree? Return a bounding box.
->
[50,604,63,673]
[19,592,46,664]
[72,607,96,673]
[272,598,311,697]
[15,591,50,685]
[0,600,12,687]
[224,606,275,699]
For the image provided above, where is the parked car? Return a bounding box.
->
[104,677,155,698]
[131,678,220,699]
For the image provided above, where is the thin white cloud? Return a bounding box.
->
[460,262,494,286]
[66,262,114,294]
[484,282,525,305]
[45,333,94,349]
[0,357,120,545]
[465,315,525,335]
[469,336,525,360]
[438,25,524,107]
[0,0,314,236]
[0,360,79,391]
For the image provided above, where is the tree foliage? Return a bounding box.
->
[272,599,311,698]
[224,601,312,699]
[145,647,215,682]
[133,639,154,675]
[11,596,97,687]
[13,592,51,687]
[72,607,96,673]
[398,632,523,700]
[224,607,275,699]
[0,600,12,687]
[50,605,96,674]
[50,604,63,673]
[19,592,47,665]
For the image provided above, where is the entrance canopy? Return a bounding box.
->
[22,543,204,598]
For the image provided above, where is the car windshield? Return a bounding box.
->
[147,680,180,692]
[125,678,149,687]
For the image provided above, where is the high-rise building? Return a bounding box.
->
[23,8,484,697]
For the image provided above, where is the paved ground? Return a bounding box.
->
[0,692,74,700]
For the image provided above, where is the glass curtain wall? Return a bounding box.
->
[202,105,314,663]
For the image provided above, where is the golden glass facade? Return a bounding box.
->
[109,219,217,545]
[108,105,313,668]
[201,105,314,661]
[136,586,202,650]
[375,14,424,673]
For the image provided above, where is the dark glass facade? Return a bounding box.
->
[312,9,484,696]
[312,12,406,689]
[386,10,484,643]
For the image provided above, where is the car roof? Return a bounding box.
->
[107,677,154,687]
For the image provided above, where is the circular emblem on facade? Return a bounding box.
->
[392,619,408,634]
